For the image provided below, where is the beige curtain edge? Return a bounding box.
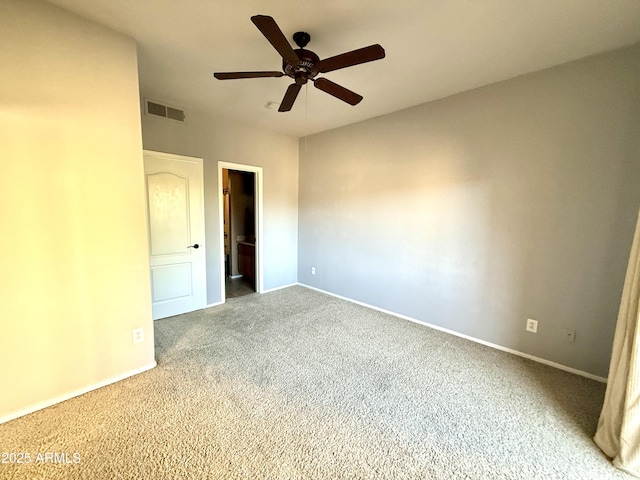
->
[613,458,640,479]
[594,209,640,478]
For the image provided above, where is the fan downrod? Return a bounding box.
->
[293,31,311,48]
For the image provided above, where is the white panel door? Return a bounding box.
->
[144,151,206,320]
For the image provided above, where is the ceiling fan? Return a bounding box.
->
[214,15,385,112]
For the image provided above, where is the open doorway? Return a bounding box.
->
[218,162,263,301]
[223,169,255,298]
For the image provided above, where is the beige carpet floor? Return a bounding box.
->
[0,285,633,479]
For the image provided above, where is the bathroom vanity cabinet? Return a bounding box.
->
[237,242,255,285]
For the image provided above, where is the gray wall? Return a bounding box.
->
[298,44,640,377]
[142,108,299,302]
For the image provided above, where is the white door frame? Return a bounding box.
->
[218,161,264,299]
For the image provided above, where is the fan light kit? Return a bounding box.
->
[214,15,385,112]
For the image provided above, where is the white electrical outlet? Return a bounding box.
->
[132,328,144,344]
[526,318,538,333]
[311,267,316,275]
[563,328,576,342]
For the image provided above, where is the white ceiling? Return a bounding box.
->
[46,0,640,138]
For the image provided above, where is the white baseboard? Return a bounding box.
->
[229,274,242,279]
[298,283,607,383]
[0,361,157,425]
[205,300,225,309]
[261,282,299,294]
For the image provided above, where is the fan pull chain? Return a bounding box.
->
[304,82,309,152]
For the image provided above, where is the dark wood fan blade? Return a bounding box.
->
[316,44,385,74]
[313,77,363,105]
[251,15,299,67]
[279,83,302,112]
[214,71,284,80]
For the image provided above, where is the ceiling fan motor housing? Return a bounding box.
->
[284,48,320,82]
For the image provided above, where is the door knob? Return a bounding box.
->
[187,244,200,249]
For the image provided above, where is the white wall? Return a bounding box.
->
[298,44,640,378]
[0,0,155,421]
[141,108,299,300]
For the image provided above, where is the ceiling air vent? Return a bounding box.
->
[144,98,186,123]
